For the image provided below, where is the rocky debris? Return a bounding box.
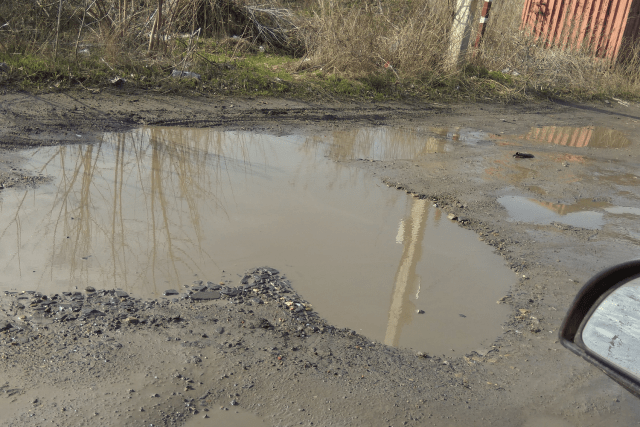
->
[0,267,324,355]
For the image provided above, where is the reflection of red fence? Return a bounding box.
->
[528,126,592,147]
[521,0,640,60]
[525,126,631,148]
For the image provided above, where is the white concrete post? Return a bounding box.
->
[446,0,478,70]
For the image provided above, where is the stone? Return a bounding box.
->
[416,309,425,314]
[115,290,129,298]
[80,309,106,318]
[0,320,11,331]
[258,319,273,329]
[220,287,239,297]
[124,317,139,325]
[85,286,96,293]
[447,213,458,221]
[163,289,179,296]
[190,291,221,301]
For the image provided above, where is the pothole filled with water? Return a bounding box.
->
[0,127,512,356]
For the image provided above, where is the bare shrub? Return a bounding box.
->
[304,0,454,77]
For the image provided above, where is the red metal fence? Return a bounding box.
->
[521,0,640,60]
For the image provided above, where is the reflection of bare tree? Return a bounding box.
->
[3,128,263,295]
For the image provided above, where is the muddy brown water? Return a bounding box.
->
[0,127,513,356]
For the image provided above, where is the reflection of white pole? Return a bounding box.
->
[447,0,477,69]
[385,199,428,346]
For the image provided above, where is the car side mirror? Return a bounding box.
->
[560,260,640,399]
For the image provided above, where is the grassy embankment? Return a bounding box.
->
[0,0,639,102]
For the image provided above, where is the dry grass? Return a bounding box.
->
[302,0,453,77]
[1,0,639,100]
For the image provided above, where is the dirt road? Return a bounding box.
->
[1,90,639,426]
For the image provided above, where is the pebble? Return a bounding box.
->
[85,286,96,293]
[416,309,425,314]
[163,289,179,296]
[190,291,221,301]
[124,317,139,325]
[447,213,458,221]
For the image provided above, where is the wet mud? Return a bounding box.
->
[1,90,640,426]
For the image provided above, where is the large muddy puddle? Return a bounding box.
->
[0,127,512,356]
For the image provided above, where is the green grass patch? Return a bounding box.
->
[1,45,638,103]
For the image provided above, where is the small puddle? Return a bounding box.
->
[499,195,640,230]
[498,196,608,229]
[514,126,631,149]
[181,408,267,427]
[604,206,640,216]
[0,127,512,356]
[498,194,640,230]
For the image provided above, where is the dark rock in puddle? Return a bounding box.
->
[85,286,96,293]
[513,152,534,159]
[190,291,221,301]
[164,289,179,296]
